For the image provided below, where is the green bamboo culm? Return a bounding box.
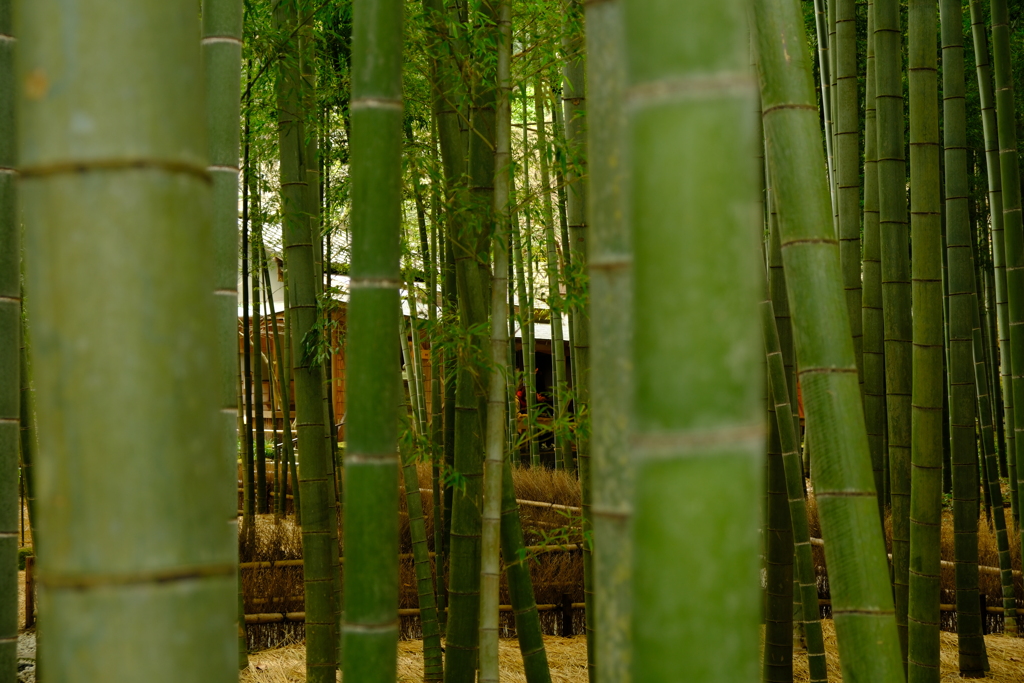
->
[18,2,238,681]
[513,84,539,469]
[967,8,1020,626]
[496,460,552,683]
[990,0,1024,578]
[862,0,888,516]
[811,0,836,214]
[250,234,268,517]
[835,0,862,383]
[874,0,913,661]
[0,1,18,678]
[624,2,763,682]
[760,277,830,683]
[534,84,569,473]
[445,2,498,678]
[397,362,443,682]
[763,375,794,683]
[341,0,404,680]
[585,1,632,682]
[559,3,593,671]
[970,0,1011,524]
[754,0,906,679]
[479,2,511,679]
[18,312,37,545]
[939,0,987,673]
[905,1,945,680]
[201,0,245,666]
[970,262,1019,628]
[260,256,293,520]
[272,1,339,679]
[762,156,793,683]
[970,0,1015,534]
[767,179,800,458]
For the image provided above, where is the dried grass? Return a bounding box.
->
[791,618,1024,682]
[240,635,590,683]
[240,625,1024,683]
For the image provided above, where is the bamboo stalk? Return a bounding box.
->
[272,1,338,677]
[862,0,888,518]
[534,85,569,473]
[991,0,1024,584]
[201,0,246,665]
[0,2,18,677]
[875,0,913,661]
[342,0,404,681]
[906,0,945,677]
[479,2,511,679]
[625,1,762,680]
[755,0,905,679]
[398,362,443,682]
[940,0,988,671]
[251,197,268,516]
[835,0,862,383]
[969,0,1015,535]
[761,271,829,683]
[585,4,631,681]
[20,3,237,680]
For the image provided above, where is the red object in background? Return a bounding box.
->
[796,379,805,419]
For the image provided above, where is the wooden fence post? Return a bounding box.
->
[25,554,35,629]
[560,593,573,637]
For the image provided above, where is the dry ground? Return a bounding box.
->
[239,620,1024,682]
[241,636,589,683]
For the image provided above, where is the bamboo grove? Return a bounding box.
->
[4,1,1024,683]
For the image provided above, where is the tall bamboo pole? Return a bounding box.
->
[862,0,888,516]
[991,0,1024,571]
[18,2,237,680]
[624,2,762,680]
[585,2,631,681]
[421,0,466,650]
[835,0,862,383]
[0,2,17,677]
[251,214,268,515]
[940,0,987,672]
[534,86,568,471]
[875,0,913,660]
[768,176,799,454]
[754,0,905,679]
[761,276,830,683]
[397,356,443,682]
[906,0,944,679]
[18,314,36,545]
[764,388,794,683]
[281,289,301,523]
[341,0,404,680]
[201,0,245,664]
[260,255,292,520]
[445,3,497,677]
[272,1,339,678]
[427,159,447,628]
[560,2,592,670]
[240,127,256,527]
[479,1,510,678]
[812,0,836,215]
[827,0,839,232]
[515,83,539,468]
[971,270,1019,628]
[969,0,1015,529]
